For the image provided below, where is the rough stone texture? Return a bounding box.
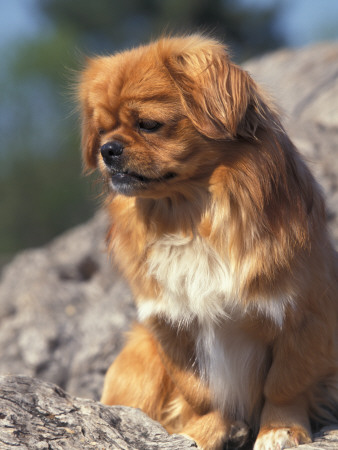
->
[0,375,196,449]
[0,43,337,448]
[0,375,337,450]
[300,426,338,450]
[0,209,135,401]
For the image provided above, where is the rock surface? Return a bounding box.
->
[0,209,135,401]
[0,375,196,449]
[0,43,337,449]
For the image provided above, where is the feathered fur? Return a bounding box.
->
[78,35,338,449]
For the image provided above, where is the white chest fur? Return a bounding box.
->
[139,234,238,325]
[138,234,290,327]
[136,234,289,422]
[197,321,268,423]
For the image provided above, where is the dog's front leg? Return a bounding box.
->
[150,317,240,449]
[254,395,312,449]
[254,310,334,449]
[156,347,231,449]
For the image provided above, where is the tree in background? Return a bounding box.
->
[41,0,283,59]
[0,0,284,264]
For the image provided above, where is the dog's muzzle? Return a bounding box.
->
[101,141,124,167]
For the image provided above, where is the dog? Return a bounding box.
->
[78,35,338,449]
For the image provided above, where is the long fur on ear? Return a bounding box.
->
[77,56,102,171]
[159,36,271,140]
[80,101,100,171]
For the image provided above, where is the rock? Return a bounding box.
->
[0,376,337,449]
[0,43,337,448]
[0,210,136,401]
[300,427,338,450]
[0,375,196,449]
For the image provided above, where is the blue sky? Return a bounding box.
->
[257,0,338,46]
[0,0,338,49]
[0,0,46,45]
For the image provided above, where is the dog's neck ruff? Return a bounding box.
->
[137,232,279,423]
[137,233,292,328]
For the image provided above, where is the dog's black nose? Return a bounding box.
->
[100,141,124,165]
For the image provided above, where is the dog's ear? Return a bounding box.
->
[162,39,265,140]
[80,100,100,171]
[77,58,102,171]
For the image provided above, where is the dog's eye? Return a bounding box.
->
[139,119,162,133]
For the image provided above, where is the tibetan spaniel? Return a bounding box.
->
[78,35,338,449]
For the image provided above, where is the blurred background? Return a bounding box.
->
[1,0,338,269]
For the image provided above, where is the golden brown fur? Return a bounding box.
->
[78,35,338,449]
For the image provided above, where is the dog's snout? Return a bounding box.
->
[101,141,124,165]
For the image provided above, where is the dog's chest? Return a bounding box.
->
[142,234,237,324]
[197,321,267,422]
[138,234,272,422]
[138,234,290,328]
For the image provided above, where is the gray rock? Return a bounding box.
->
[0,210,135,401]
[0,375,196,449]
[0,43,337,448]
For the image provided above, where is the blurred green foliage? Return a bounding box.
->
[41,0,283,59]
[0,0,284,263]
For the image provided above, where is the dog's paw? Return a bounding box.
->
[253,427,311,450]
[228,420,250,447]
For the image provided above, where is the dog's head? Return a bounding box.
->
[78,35,271,197]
